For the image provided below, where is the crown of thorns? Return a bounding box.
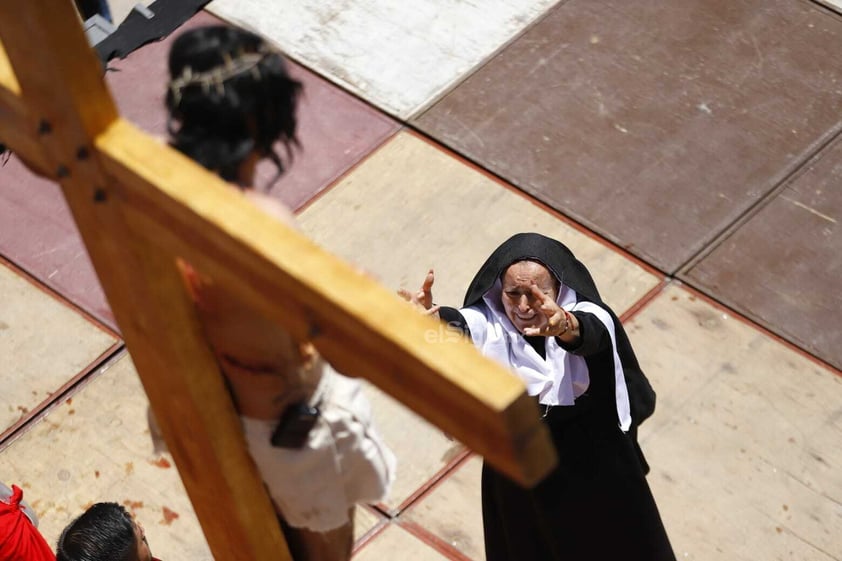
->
[168,47,276,106]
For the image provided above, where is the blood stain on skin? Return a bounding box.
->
[95,470,100,478]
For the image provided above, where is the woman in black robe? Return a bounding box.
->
[402,232,675,561]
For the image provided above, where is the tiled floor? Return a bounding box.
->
[1,1,840,560]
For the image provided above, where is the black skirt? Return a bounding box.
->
[482,394,676,561]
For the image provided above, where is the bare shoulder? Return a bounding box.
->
[243,190,298,229]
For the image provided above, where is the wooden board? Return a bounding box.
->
[0,2,557,559]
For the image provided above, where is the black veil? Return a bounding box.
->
[463,233,656,428]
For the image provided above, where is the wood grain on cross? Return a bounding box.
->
[0,2,556,559]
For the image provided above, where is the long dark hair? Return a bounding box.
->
[165,26,302,186]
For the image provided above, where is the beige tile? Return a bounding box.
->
[298,131,659,513]
[365,385,465,511]
[402,455,485,561]
[0,263,117,435]
[353,523,451,561]
[1,348,390,557]
[0,354,213,559]
[628,284,842,560]
[354,504,384,542]
[298,132,658,326]
[206,0,557,119]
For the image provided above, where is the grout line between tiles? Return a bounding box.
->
[410,123,842,372]
[806,0,842,19]
[293,126,405,215]
[398,520,477,561]
[352,508,391,556]
[618,279,670,324]
[292,126,402,213]
[211,0,572,123]
[406,129,669,281]
[310,122,839,369]
[676,125,842,276]
[0,254,120,339]
[672,279,842,376]
[407,0,574,122]
[0,344,127,451]
[393,447,472,516]
[285,1,573,214]
[408,79,840,374]
[203,8,408,121]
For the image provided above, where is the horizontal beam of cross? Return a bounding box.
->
[0,2,556,559]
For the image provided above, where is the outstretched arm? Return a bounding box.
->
[398,269,440,317]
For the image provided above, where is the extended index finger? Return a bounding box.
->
[529,283,554,306]
[422,269,435,292]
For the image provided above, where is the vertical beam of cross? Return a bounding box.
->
[0,2,558,559]
[0,2,292,559]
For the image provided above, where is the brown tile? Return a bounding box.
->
[415,0,842,273]
[684,134,842,370]
[0,10,396,325]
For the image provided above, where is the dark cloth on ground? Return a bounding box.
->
[96,0,212,63]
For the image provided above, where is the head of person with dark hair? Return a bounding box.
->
[165,25,302,189]
[56,503,154,561]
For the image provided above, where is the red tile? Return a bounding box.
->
[0,10,396,324]
[0,159,114,326]
[105,11,398,210]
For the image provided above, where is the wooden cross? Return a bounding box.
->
[0,2,555,559]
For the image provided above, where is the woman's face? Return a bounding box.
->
[500,261,558,334]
